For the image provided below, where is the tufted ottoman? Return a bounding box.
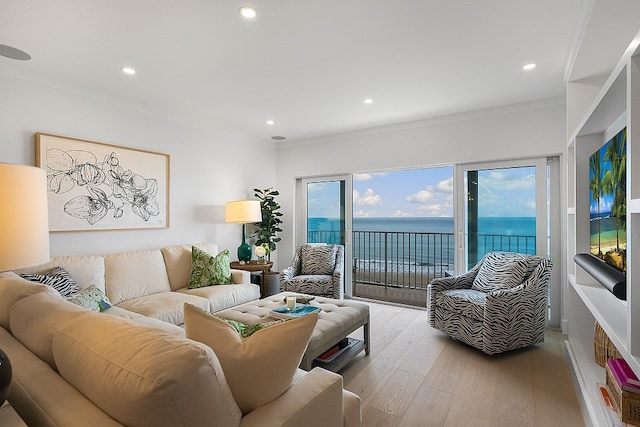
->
[215,291,370,371]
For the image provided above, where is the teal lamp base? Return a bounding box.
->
[237,223,252,262]
[237,242,252,262]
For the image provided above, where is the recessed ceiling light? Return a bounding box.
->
[266,120,274,126]
[364,98,373,105]
[239,6,257,19]
[522,63,537,71]
[271,136,286,141]
[0,44,31,61]
[121,67,136,75]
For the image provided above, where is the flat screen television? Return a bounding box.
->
[589,127,627,272]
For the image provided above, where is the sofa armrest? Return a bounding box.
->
[230,269,251,285]
[240,368,345,427]
[343,389,362,427]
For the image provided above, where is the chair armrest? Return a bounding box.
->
[230,269,251,284]
[240,368,344,427]
[331,252,345,299]
[280,266,295,281]
[427,270,478,326]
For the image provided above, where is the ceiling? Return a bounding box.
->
[0,1,637,143]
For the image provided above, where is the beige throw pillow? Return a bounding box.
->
[184,303,318,415]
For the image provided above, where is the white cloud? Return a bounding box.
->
[484,171,534,190]
[436,177,454,193]
[391,209,410,217]
[354,209,372,217]
[406,190,433,203]
[353,188,382,206]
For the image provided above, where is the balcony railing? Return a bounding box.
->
[308,230,536,293]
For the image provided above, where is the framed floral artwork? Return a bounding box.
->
[36,133,170,231]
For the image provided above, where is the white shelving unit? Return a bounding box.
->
[566,30,640,426]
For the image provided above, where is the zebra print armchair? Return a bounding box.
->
[279,245,344,299]
[427,251,552,355]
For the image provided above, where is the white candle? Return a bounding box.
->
[287,296,296,311]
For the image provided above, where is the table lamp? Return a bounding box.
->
[225,200,262,262]
[0,163,51,406]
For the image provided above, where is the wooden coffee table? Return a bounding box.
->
[215,292,370,372]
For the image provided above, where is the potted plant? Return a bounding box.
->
[252,188,282,260]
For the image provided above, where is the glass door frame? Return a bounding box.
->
[296,175,354,297]
[454,157,561,327]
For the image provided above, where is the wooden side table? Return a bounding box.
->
[230,261,278,298]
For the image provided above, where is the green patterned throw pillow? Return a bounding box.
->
[66,284,112,312]
[218,317,283,338]
[188,247,232,288]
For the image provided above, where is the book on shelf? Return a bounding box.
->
[269,304,320,320]
[597,383,624,427]
[608,358,640,394]
[316,338,351,363]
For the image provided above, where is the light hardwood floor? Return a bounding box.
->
[341,300,585,427]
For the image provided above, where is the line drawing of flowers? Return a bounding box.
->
[46,148,160,225]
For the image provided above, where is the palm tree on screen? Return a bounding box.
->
[589,150,602,255]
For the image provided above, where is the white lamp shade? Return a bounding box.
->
[225,200,262,224]
[0,163,50,272]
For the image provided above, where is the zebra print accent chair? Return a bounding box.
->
[279,245,345,299]
[427,251,552,355]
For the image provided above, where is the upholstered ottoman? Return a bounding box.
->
[215,292,370,371]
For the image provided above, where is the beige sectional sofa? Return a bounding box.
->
[16,243,260,325]
[0,243,362,426]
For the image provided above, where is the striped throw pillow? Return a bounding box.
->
[21,266,80,297]
[471,252,529,292]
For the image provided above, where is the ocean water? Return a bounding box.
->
[307,216,536,273]
[308,216,536,235]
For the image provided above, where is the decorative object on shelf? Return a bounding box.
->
[594,320,621,368]
[225,200,262,262]
[0,163,51,405]
[252,188,282,260]
[282,295,315,305]
[574,253,626,300]
[253,243,269,264]
[36,133,170,231]
[269,304,320,320]
[606,357,640,425]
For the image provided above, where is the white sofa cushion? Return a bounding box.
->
[10,291,87,369]
[105,249,171,305]
[115,291,209,325]
[51,255,107,293]
[104,305,185,335]
[177,284,260,313]
[0,328,123,427]
[53,311,242,427]
[0,272,58,331]
[161,243,219,291]
[184,303,318,415]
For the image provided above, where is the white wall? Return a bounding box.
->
[0,75,277,257]
[276,98,567,267]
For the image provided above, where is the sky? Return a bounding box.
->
[307,166,537,218]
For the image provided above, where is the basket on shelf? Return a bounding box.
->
[606,362,640,426]
[594,321,621,367]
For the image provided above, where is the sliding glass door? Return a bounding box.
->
[455,157,561,327]
[298,175,353,296]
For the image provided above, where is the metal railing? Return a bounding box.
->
[308,230,536,291]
